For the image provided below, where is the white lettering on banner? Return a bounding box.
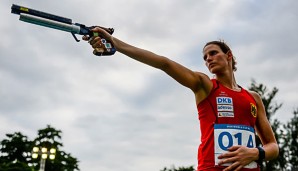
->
[214,124,258,169]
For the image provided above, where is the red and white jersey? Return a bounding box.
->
[196,79,259,171]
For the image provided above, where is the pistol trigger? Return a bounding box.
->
[71,32,80,42]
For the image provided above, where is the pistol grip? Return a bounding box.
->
[92,33,116,56]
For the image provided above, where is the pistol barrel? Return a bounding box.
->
[11,4,72,24]
[19,13,81,34]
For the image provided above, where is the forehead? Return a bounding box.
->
[203,44,222,54]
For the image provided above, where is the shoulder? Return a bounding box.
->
[193,72,214,103]
[247,91,265,112]
[247,90,262,102]
[193,72,213,90]
[193,71,211,81]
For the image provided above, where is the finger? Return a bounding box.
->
[89,36,101,45]
[218,151,237,159]
[218,154,238,165]
[91,27,110,40]
[234,165,243,171]
[228,145,241,151]
[92,41,103,49]
[93,48,104,55]
[82,35,90,41]
[91,27,104,32]
[219,146,242,159]
[229,162,243,171]
[223,161,240,171]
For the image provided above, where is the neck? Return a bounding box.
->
[215,72,239,90]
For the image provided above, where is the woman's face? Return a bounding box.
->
[203,44,230,74]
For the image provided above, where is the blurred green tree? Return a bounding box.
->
[282,108,298,170]
[0,125,79,171]
[160,165,195,171]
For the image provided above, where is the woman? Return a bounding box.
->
[83,27,279,171]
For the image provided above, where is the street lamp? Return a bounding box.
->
[32,147,56,171]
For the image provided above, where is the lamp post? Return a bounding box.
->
[32,147,56,171]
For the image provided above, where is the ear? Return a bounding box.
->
[226,51,233,60]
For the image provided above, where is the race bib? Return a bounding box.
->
[214,124,258,168]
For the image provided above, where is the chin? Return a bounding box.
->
[209,68,218,74]
[209,66,224,74]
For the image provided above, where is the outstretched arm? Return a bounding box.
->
[85,27,212,100]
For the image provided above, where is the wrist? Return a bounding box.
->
[110,35,115,44]
[256,146,265,165]
[109,35,116,47]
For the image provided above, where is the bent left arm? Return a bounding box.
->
[218,91,279,171]
[252,91,279,161]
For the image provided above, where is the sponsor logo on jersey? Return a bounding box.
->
[218,112,234,117]
[217,97,233,105]
[216,97,234,117]
[217,105,234,112]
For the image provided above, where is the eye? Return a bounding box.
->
[203,50,218,61]
[209,50,218,56]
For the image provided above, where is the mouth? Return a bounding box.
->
[208,63,216,69]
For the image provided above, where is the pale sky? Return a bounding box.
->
[1,0,297,171]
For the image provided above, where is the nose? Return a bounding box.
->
[205,55,213,62]
[205,55,214,68]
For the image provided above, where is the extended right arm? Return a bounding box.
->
[86,27,213,102]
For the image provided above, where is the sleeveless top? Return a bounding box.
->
[196,79,259,171]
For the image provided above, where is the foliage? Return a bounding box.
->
[160,165,195,171]
[0,125,79,171]
[282,108,298,170]
[0,161,33,171]
[0,132,33,164]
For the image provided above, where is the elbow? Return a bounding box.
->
[274,144,280,159]
[272,141,279,159]
[267,143,279,160]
